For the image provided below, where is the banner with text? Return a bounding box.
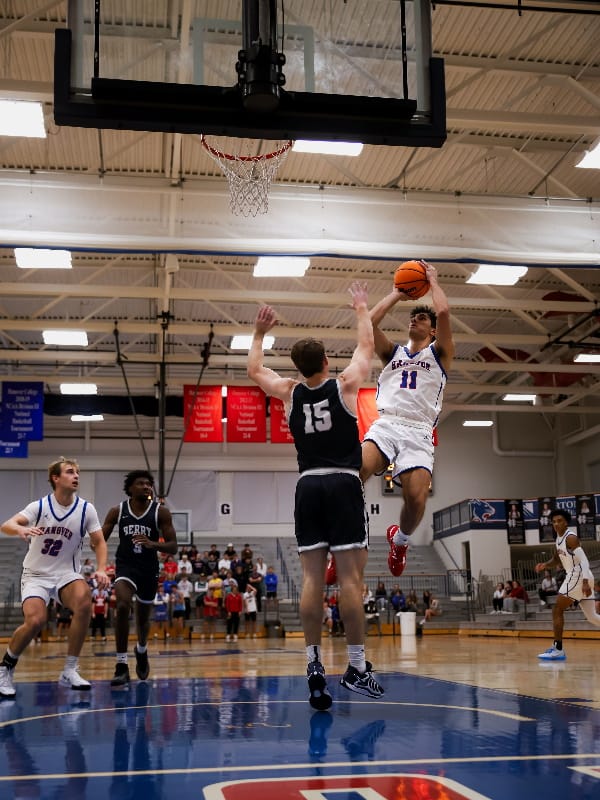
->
[269,398,294,444]
[576,493,596,540]
[538,496,556,543]
[505,498,526,544]
[226,387,266,443]
[183,385,223,443]
[1,381,44,442]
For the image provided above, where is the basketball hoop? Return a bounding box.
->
[201,135,292,217]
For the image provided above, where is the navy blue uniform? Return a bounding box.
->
[114,500,161,602]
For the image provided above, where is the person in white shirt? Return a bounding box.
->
[177,553,193,575]
[243,584,258,638]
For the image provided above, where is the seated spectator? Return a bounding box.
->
[419,595,442,626]
[390,588,406,613]
[405,589,419,612]
[422,589,432,610]
[362,583,373,606]
[322,601,334,636]
[503,580,529,613]
[364,598,381,635]
[492,582,505,614]
[374,581,388,611]
[538,569,557,607]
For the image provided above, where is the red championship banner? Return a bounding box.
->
[226,386,266,442]
[357,387,378,441]
[269,397,294,444]
[183,385,223,442]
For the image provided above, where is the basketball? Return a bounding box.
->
[393,260,430,299]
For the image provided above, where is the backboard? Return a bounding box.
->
[54,0,445,148]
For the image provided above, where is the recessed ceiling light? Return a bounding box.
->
[574,353,600,363]
[467,264,528,286]
[502,393,537,402]
[43,330,88,347]
[71,414,104,422]
[15,248,72,269]
[292,140,363,156]
[462,420,494,427]
[0,100,46,138]
[60,383,98,395]
[254,256,310,277]
[231,335,275,350]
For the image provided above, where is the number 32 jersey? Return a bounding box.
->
[20,494,101,576]
[376,343,447,430]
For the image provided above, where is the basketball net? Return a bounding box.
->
[201,135,292,217]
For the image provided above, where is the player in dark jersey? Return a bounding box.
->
[102,470,177,685]
[248,281,384,710]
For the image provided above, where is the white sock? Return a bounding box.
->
[347,644,367,674]
[136,643,147,653]
[64,655,78,671]
[116,652,128,664]
[306,644,321,665]
[392,529,410,546]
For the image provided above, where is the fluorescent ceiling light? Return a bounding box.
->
[43,330,88,347]
[231,335,275,350]
[292,140,363,156]
[71,414,104,422]
[462,420,494,427]
[502,393,536,402]
[576,139,600,169]
[0,100,46,138]
[574,353,600,363]
[60,383,98,395]
[254,256,310,277]
[15,248,72,269]
[467,264,528,286]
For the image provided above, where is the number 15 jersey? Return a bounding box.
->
[20,494,101,577]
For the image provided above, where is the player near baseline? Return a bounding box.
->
[0,457,110,697]
[360,262,455,577]
[248,281,384,709]
[102,470,178,686]
[535,508,600,661]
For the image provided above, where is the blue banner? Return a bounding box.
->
[0,439,28,458]
[0,381,44,441]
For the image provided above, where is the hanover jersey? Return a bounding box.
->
[20,494,100,576]
[287,378,362,473]
[376,342,446,430]
[555,527,593,580]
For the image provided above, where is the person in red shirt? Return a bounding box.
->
[162,555,178,578]
[91,588,108,642]
[224,583,243,642]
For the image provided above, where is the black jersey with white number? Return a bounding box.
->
[288,378,362,473]
[115,499,161,565]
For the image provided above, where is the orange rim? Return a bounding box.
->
[200,134,293,162]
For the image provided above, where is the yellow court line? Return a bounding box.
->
[2,754,600,783]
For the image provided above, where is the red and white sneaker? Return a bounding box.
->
[386,524,408,577]
[325,555,337,585]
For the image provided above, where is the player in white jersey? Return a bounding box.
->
[0,458,109,697]
[535,508,600,660]
[361,262,455,577]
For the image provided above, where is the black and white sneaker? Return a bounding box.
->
[134,646,150,681]
[340,661,384,699]
[110,663,130,687]
[307,660,333,711]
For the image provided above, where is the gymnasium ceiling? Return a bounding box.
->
[0,0,599,441]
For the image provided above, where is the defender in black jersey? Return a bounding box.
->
[248,282,384,708]
[102,470,177,685]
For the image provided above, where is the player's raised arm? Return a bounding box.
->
[423,261,455,371]
[247,305,296,403]
[339,281,374,393]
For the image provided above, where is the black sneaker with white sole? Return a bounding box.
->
[134,646,150,680]
[110,663,130,687]
[307,660,333,711]
[340,661,384,698]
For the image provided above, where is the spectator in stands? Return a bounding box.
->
[207,571,223,607]
[82,558,95,579]
[503,580,529,613]
[90,587,109,641]
[390,588,406,613]
[242,584,258,638]
[364,597,381,636]
[177,573,194,619]
[201,587,219,641]
[362,583,373,606]
[423,589,432,610]
[205,548,219,574]
[193,573,208,618]
[331,603,344,636]
[492,582,505,613]
[56,604,73,641]
[538,569,557,607]
[163,555,178,578]
[177,553,193,575]
[255,556,267,578]
[102,469,178,687]
[322,601,334,636]
[264,566,279,600]
[233,564,248,593]
[152,588,169,638]
[374,581,388,611]
[406,589,419,612]
[247,566,264,612]
[0,457,109,698]
[193,551,208,575]
[224,543,237,560]
[218,554,232,575]
[240,543,253,562]
[170,583,186,640]
[419,594,442,626]
[224,582,243,642]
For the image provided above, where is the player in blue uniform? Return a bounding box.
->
[102,470,177,685]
